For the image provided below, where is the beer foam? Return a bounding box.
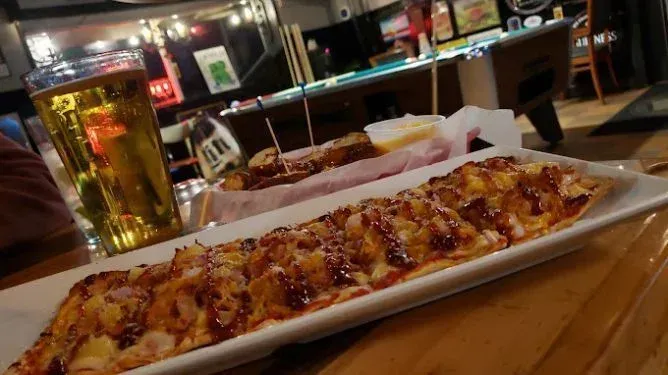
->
[30,68,147,99]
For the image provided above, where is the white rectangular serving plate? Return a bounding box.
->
[3,146,668,374]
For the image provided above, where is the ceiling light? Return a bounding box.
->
[171,14,178,19]
[139,19,146,24]
[229,14,241,27]
[129,36,140,46]
[141,26,153,42]
[174,22,187,37]
[243,7,253,22]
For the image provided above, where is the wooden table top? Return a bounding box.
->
[3,169,668,374]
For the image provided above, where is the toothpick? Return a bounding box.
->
[431,0,439,115]
[257,97,292,174]
[299,82,316,153]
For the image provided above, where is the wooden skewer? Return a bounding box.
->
[256,97,292,173]
[299,83,316,153]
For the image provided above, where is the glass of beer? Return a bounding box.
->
[23,50,183,255]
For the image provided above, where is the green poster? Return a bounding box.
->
[193,46,241,94]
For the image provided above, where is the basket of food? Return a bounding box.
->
[190,106,520,228]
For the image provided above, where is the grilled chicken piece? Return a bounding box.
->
[220,171,254,191]
[221,133,380,191]
[249,171,312,190]
[322,132,378,169]
[248,147,286,178]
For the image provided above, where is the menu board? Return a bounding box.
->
[452,0,502,35]
[193,46,241,95]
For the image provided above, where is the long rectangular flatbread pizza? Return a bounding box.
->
[5,157,612,374]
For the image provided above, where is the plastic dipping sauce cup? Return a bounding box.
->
[364,115,446,153]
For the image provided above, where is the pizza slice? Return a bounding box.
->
[420,157,612,244]
[340,196,508,288]
[244,218,368,329]
[204,239,253,340]
[6,271,129,375]
[109,244,213,372]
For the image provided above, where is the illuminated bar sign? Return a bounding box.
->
[149,77,180,109]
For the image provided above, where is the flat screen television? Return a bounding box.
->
[379,12,411,43]
[452,0,502,35]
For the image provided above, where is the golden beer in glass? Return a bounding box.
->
[23,50,182,254]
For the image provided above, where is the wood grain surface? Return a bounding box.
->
[3,203,668,374]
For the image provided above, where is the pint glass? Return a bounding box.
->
[23,50,183,254]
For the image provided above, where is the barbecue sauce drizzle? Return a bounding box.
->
[361,209,417,269]
[323,241,356,287]
[205,245,250,342]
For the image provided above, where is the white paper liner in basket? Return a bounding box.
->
[189,106,521,227]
